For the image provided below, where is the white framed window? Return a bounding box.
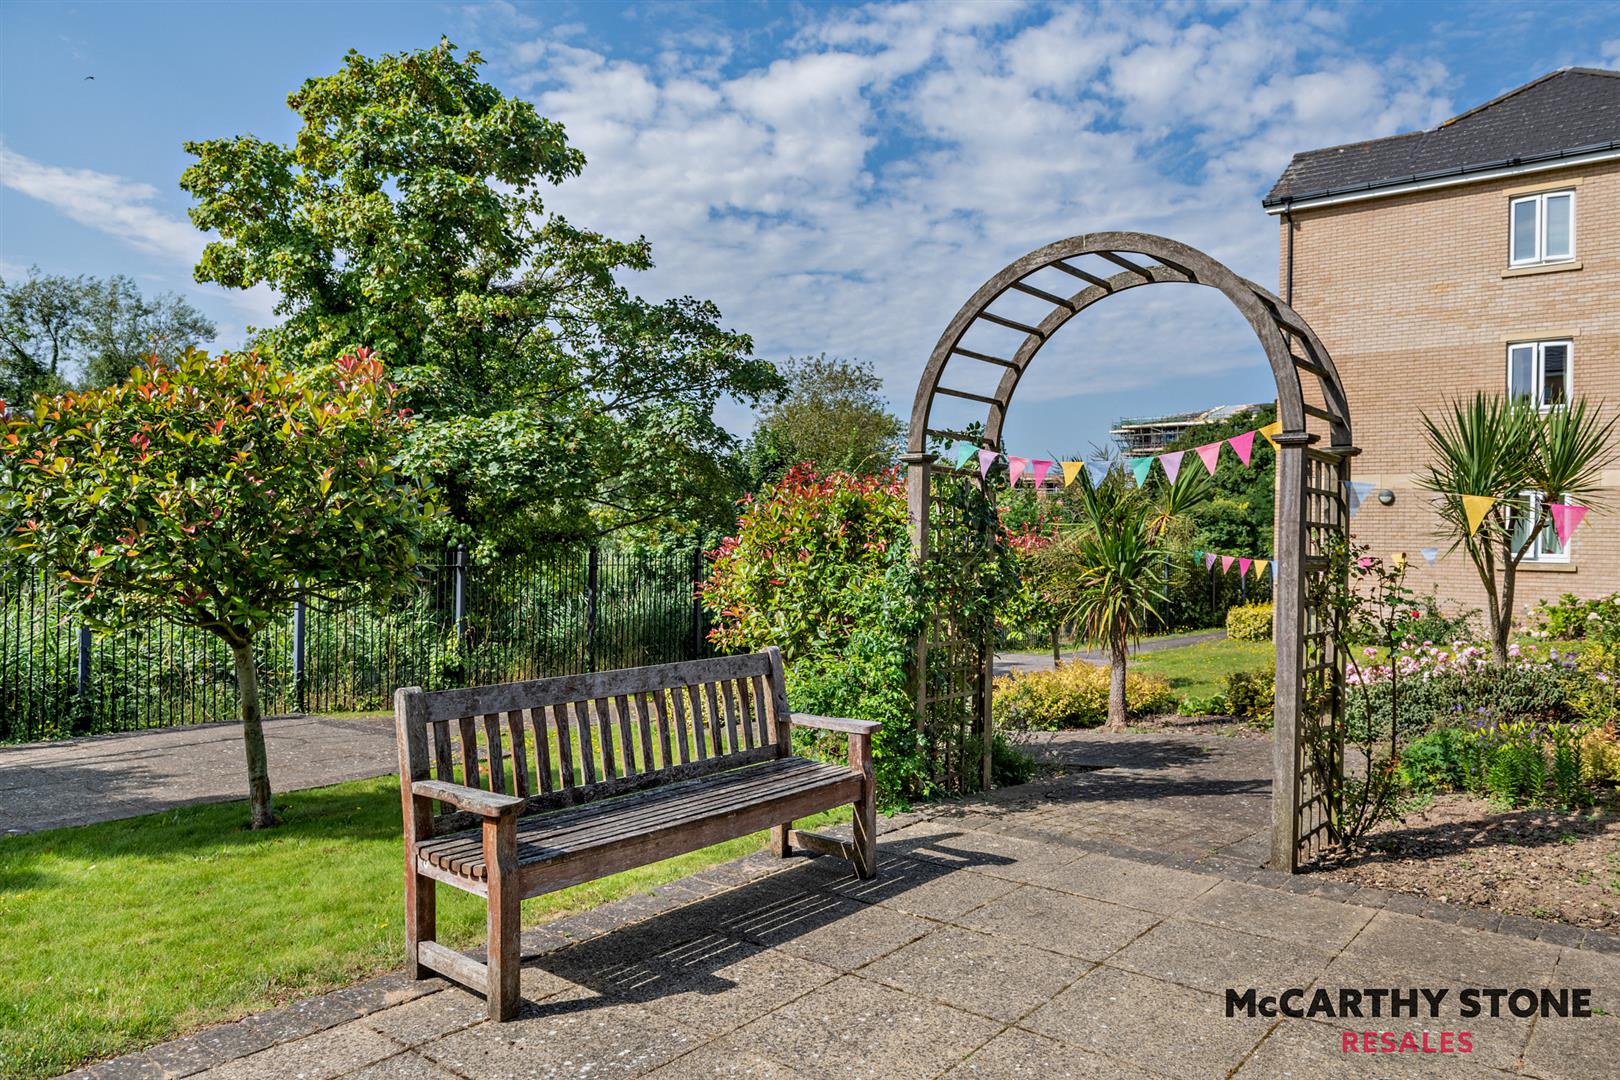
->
[1509,190,1575,266]
[1506,340,1571,409]
[1509,492,1570,562]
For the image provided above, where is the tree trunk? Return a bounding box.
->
[1050,625,1061,667]
[1494,549,1518,666]
[1105,634,1128,731]
[231,639,276,829]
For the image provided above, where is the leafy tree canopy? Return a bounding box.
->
[1,348,430,826]
[745,355,902,485]
[180,39,781,553]
[0,269,215,397]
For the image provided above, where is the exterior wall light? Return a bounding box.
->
[1377,489,1395,506]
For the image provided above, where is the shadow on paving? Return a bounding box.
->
[522,844,1014,1017]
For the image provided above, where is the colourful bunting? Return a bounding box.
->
[1061,461,1084,487]
[1254,558,1269,580]
[1420,547,1439,566]
[1460,494,1496,536]
[1220,555,1235,574]
[1549,503,1589,546]
[1204,552,1217,571]
[1345,481,1374,519]
[1394,552,1407,571]
[1007,456,1028,486]
[1195,442,1222,475]
[1257,420,1283,449]
[1268,561,1276,580]
[954,441,977,468]
[1130,457,1153,486]
[1238,557,1252,578]
[1228,431,1255,466]
[1031,460,1053,488]
[1160,450,1185,484]
[978,449,998,479]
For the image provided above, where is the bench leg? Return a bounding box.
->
[404,861,436,980]
[851,731,877,880]
[770,823,792,858]
[485,819,522,1022]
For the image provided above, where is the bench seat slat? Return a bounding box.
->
[424,755,829,859]
[417,757,855,883]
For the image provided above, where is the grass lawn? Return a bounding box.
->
[0,776,845,1080]
[1129,637,1274,701]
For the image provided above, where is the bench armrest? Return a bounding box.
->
[413,780,525,818]
[791,713,882,735]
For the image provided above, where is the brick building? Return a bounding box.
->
[1264,68,1620,619]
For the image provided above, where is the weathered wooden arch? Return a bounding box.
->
[904,231,1355,871]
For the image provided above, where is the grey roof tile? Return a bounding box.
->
[1264,68,1620,206]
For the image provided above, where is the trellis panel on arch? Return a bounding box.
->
[905,232,1355,871]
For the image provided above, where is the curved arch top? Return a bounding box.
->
[907,231,1352,457]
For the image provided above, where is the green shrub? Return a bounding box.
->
[1224,666,1275,727]
[1225,603,1273,641]
[1388,588,1477,649]
[1177,693,1228,717]
[992,661,1176,730]
[1397,728,1479,793]
[1528,591,1620,641]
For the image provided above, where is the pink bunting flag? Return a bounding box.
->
[1204,552,1217,571]
[1031,460,1053,487]
[1160,450,1184,484]
[1220,555,1235,574]
[1238,557,1252,578]
[1195,441,1222,475]
[978,449,998,479]
[1228,430,1255,466]
[1550,503,1589,546]
[1007,456,1028,486]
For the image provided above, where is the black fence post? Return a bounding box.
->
[690,546,704,660]
[76,624,92,698]
[585,545,600,673]
[453,545,468,645]
[292,592,306,713]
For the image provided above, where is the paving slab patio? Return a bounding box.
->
[58,732,1616,1079]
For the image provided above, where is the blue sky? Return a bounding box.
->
[4,0,1619,457]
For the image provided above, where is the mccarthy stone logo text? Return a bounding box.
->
[1226,986,1594,1020]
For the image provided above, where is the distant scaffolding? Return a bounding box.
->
[1112,403,1270,458]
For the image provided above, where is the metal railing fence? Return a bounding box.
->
[0,545,707,743]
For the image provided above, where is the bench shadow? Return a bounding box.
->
[520,836,1013,1017]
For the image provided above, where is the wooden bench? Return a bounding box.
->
[394,646,879,1020]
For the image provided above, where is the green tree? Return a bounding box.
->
[1030,465,1210,729]
[746,355,902,484]
[180,40,779,552]
[1419,393,1616,665]
[1,348,430,828]
[0,269,214,396]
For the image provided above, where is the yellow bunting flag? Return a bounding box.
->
[1257,420,1283,449]
[1060,461,1084,487]
[1461,494,1496,536]
[1253,558,1269,580]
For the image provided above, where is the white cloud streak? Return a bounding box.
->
[476,0,1454,438]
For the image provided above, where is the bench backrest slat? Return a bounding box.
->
[396,649,790,825]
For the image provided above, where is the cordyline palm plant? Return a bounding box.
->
[1030,464,1209,729]
[1419,393,1615,666]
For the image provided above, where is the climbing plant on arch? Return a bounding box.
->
[904,232,1355,871]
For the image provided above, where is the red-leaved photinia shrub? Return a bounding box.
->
[703,464,907,661]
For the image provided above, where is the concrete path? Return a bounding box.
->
[995,629,1227,677]
[69,731,1616,1080]
[0,713,395,834]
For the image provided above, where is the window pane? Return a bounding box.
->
[1543,194,1571,258]
[1511,495,1537,557]
[1508,345,1535,397]
[1511,199,1539,262]
[1541,344,1568,406]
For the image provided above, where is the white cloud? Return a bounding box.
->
[480,1,1453,439]
[0,143,280,334]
